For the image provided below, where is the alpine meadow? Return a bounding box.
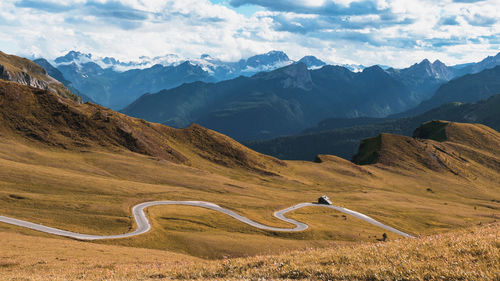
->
[0,0,499,280]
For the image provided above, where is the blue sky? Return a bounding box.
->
[0,0,498,67]
[209,0,263,17]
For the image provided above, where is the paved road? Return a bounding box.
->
[0,200,415,240]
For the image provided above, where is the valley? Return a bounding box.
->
[0,67,498,260]
[0,45,498,280]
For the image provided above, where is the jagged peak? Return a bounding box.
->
[299,56,326,69]
[362,65,385,72]
[55,51,92,64]
[420,58,431,65]
[433,59,447,67]
[252,62,312,90]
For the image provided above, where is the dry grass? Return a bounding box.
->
[1,223,497,280]
[0,79,498,261]
[0,59,499,280]
[174,223,500,281]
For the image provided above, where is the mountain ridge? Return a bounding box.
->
[0,51,79,101]
[121,62,419,141]
[246,93,500,161]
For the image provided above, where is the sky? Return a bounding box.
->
[0,0,499,68]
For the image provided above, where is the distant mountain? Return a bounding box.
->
[241,51,291,70]
[246,94,500,161]
[385,59,456,103]
[45,50,500,112]
[0,51,79,101]
[122,62,421,141]
[395,65,500,117]
[298,56,326,69]
[45,50,375,109]
[47,50,301,109]
[453,52,500,76]
[55,59,216,109]
[33,58,93,103]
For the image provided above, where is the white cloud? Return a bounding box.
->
[0,0,498,67]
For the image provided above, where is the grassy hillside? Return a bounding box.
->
[1,223,497,280]
[0,78,499,261]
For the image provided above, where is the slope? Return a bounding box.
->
[1,222,497,280]
[33,58,93,103]
[395,65,500,117]
[0,62,498,259]
[0,80,282,174]
[0,51,79,101]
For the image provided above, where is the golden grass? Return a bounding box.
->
[0,79,499,260]
[1,223,497,280]
[0,130,499,259]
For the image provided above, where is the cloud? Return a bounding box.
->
[0,0,499,68]
[452,0,486,2]
[15,0,72,13]
[230,0,391,17]
[464,13,497,26]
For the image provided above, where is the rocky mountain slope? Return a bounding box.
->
[0,79,283,174]
[386,59,455,102]
[399,65,500,117]
[0,52,79,101]
[46,51,323,109]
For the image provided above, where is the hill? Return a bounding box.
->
[0,55,498,261]
[0,79,282,174]
[1,222,497,280]
[247,94,500,161]
[33,58,93,103]
[353,120,500,174]
[0,51,79,101]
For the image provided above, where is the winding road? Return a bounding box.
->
[0,200,415,240]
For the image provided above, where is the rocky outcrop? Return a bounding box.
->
[0,52,79,101]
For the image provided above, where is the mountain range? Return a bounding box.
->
[1,51,500,273]
[44,50,327,109]
[245,81,500,161]
[120,52,500,141]
[38,50,366,109]
[121,63,418,140]
[28,50,500,144]
[36,50,500,114]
